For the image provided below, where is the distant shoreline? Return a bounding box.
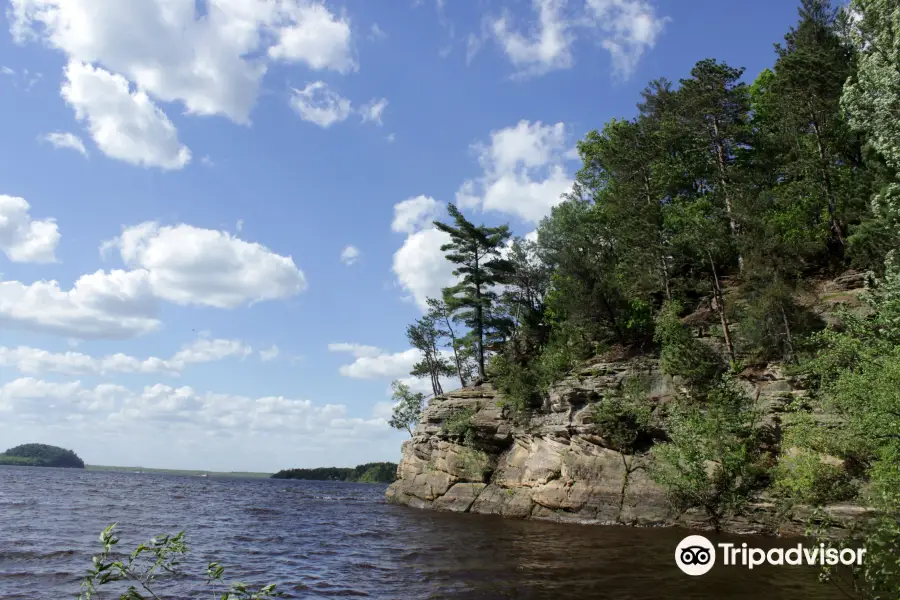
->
[84,465,272,478]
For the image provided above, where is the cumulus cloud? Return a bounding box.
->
[61,61,191,170]
[0,337,251,376]
[267,3,356,73]
[478,0,667,79]
[327,343,382,358]
[329,343,459,397]
[456,120,574,223]
[390,196,456,310]
[585,0,668,77]
[101,221,307,309]
[392,226,456,311]
[40,131,87,156]
[259,345,280,362]
[340,245,360,265]
[9,0,357,124]
[0,377,388,441]
[0,270,160,339]
[0,221,305,340]
[290,81,352,128]
[488,0,574,78]
[359,97,388,125]
[0,195,60,263]
[391,195,441,234]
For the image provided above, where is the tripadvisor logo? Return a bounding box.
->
[675,535,866,576]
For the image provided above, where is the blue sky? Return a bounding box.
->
[0,0,803,472]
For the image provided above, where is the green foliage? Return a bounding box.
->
[0,443,84,468]
[387,380,425,436]
[442,406,478,446]
[771,448,856,506]
[654,301,723,386]
[271,462,397,483]
[589,376,653,454]
[648,377,766,531]
[79,524,283,599]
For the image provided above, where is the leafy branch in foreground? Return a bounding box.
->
[79,524,283,600]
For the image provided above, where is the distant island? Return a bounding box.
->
[272,462,397,483]
[0,443,85,468]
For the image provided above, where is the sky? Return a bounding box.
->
[0,0,806,472]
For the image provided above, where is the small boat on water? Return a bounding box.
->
[198,473,209,477]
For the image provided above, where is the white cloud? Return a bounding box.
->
[40,131,87,157]
[359,97,388,125]
[0,270,160,339]
[259,345,280,362]
[1,66,14,76]
[9,0,357,124]
[267,3,356,73]
[0,221,306,340]
[330,340,461,397]
[0,377,388,441]
[386,133,396,143]
[369,23,387,42]
[235,219,244,232]
[62,61,191,170]
[392,226,456,311]
[0,195,60,263]
[391,195,441,234]
[102,221,307,309]
[336,347,421,379]
[585,0,668,77]
[327,342,382,358]
[488,0,574,77]
[0,337,251,376]
[456,120,574,223]
[340,245,360,265]
[289,81,352,128]
[478,0,666,79]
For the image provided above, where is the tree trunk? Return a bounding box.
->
[708,250,736,364]
[711,117,743,272]
[474,252,486,380]
[780,304,795,364]
[809,111,845,246]
[442,313,467,387]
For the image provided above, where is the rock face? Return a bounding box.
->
[386,359,866,536]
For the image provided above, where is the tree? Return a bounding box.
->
[425,297,469,388]
[842,0,900,174]
[434,204,514,380]
[387,380,425,436]
[406,312,455,397]
[675,59,753,271]
[649,377,764,532]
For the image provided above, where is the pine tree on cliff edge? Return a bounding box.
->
[434,204,514,382]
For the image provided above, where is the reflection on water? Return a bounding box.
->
[0,466,844,599]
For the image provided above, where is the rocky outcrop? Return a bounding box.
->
[386,359,868,536]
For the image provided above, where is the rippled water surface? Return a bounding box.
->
[0,466,845,599]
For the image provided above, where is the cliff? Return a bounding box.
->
[385,358,867,536]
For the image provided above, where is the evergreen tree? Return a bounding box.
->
[434,204,514,380]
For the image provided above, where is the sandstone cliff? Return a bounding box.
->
[385,358,867,536]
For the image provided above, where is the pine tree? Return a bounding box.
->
[434,204,514,380]
[406,313,455,397]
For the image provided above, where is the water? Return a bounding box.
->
[0,466,846,599]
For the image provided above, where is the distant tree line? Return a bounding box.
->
[0,443,85,468]
[271,462,397,483]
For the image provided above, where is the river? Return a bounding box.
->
[0,466,846,599]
